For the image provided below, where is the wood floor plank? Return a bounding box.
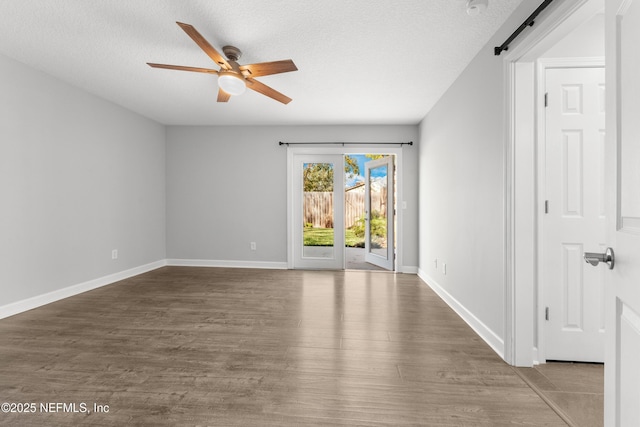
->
[0,267,567,426]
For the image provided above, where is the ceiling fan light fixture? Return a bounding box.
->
[466,0,488,15]
[218,71,246,96]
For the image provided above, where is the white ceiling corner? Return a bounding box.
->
[0,0,523,126]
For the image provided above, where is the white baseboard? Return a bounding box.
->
[0,260,167,320]
[417,268,505,360]
[399,265,419,274]
[166,259,288,270]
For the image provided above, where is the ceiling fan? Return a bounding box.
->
[148,22,298,104]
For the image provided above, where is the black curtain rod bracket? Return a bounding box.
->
[494,0,554,56]
[279,141,413,147]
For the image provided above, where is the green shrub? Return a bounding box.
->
[350,217,365,238]
[350,211,386,239]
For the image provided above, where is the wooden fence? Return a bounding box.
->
[304,191,384,229]
[304,192,335,228]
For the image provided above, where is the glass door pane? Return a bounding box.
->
[302,162,334,259]
[367,163,388,257]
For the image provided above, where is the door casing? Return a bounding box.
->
[502,0,605,366]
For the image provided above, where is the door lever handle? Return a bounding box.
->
[584,247,615,270]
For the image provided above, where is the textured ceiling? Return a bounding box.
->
[0,0,523,126]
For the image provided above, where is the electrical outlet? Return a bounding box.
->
[112,249,118,260]
[434,258,438,269]
[443,263,447,275]
[250,242,257,251]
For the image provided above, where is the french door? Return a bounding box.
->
[291,154,344,269]
[364,157,395,270]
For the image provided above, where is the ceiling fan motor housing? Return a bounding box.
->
[222,45,242,62]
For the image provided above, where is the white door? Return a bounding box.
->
[364,157,394,270]
[543,67,606,362]
[292,154,344,269]
[604,1,640,425]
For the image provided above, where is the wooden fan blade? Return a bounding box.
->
[217,88,231,102]
[176,22,230,70]
[239,59,298,77]
[245,78,292,104]
[147,63,219,74]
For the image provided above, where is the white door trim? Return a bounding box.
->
[287,146,404,271]
[502,0,603,366]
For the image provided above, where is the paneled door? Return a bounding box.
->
[292,154,344,269]
[605,1,640,425]
[543,66,606,362]
[364,156,394,271]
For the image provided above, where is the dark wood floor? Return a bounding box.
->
[0,267,567,426]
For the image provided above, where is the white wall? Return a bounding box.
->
[417,1,550,355]
[542,13,604,58]
[0,53,166,310]
[166,125,419,270]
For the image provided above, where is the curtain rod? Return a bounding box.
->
[279,141,413,147]
[494,0,554,56]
